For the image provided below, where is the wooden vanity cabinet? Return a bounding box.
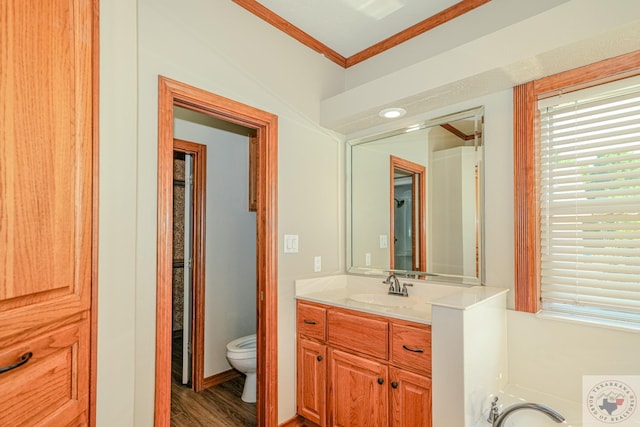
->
[296,300,432,427]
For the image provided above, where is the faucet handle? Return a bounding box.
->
[488,396,499,423]
[487,396,500,424]
[401,283,413,296]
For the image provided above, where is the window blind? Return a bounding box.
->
[537,75,640,329]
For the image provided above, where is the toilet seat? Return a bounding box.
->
[226,334,256,360]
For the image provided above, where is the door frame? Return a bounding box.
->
[173,140,207,391]
[156,76,278,426]
[389,155,426,272]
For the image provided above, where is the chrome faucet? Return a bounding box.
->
[487,396,565,427]
[382,274,413,296]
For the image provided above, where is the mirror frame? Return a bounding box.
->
[346,106,485,284]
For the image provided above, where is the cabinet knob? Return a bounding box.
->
[316,355,323,362]
[391,381,398,389]
[377,377,384,385]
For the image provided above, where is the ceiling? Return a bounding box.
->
[232,0,490,67]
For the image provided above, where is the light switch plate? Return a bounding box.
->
[365,253,371,266]
[379,234,388,249]
[314,256,321,272]
[284,234,299,253]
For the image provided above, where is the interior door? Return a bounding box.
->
[182,154,193,385]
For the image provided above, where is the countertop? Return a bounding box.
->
[295,274,508,324]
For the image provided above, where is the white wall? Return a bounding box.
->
[99,0,344,425]
[174,113,257,377]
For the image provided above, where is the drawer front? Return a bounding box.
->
[390,323,431,376]
[0,318,90,426]
[328,310,388,360]
[297,302,326,341]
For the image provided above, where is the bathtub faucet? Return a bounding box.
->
[487,396,565,427]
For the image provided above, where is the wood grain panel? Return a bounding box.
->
[0,0,93,328]
[513,82,539,313]
[389,323,431,377]
[389,367,431,427]
[0,319,90,426]
[329,349,388,427]
[297,301,326,341]
[297,338,326,426]
[327,309,388,360]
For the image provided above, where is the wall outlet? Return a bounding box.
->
[314,256,321,272]
[365,253,371,266]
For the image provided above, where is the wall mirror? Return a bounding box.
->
[347,106,485,284]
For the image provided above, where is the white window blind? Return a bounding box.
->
[537,75,640,330]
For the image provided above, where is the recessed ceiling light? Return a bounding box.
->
[379,107,406,119]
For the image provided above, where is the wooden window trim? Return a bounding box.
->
[513,50,640,313]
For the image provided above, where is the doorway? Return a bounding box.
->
[156,76,278,427]
[389,155,426,272]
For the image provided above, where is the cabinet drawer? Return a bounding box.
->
[390,323,431,376]
[297,302,326,341]
[328,310,388,360]
[0,318,90,426]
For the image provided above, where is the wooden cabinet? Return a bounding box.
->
[297,338,327,426]
[389,367,432,427]
[0,0,97,424]
[329,349,388,427]
[296,301,432,427]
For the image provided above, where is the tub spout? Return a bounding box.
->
[488,396,565,427]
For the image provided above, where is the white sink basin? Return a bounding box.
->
[348,293,416,307]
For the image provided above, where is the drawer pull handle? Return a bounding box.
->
[0,352,33,374]
[303,319,317,325]
[377,377,384,385]
[317,355,323,362]
[391,381,398,389]
[402,345,424,353]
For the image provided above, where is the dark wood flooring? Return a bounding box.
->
[171,334,257,427]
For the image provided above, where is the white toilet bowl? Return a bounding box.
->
[226,334,257,403]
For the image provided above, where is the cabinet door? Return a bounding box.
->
[0,0,94,341]
[329,349,388,427]
[297,338,327,426]
[390,367,432,427]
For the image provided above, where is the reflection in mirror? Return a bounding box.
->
[390,156,425,272]
[348,107,484,284]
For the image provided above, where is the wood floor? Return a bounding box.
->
[171,334,257,426]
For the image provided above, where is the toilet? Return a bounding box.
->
[226,334,257,403]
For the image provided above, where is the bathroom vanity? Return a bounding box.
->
[297,300,432,426]
[295,275,509,427]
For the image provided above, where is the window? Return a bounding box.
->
[537,77,640,328]
[513,51,640,330]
